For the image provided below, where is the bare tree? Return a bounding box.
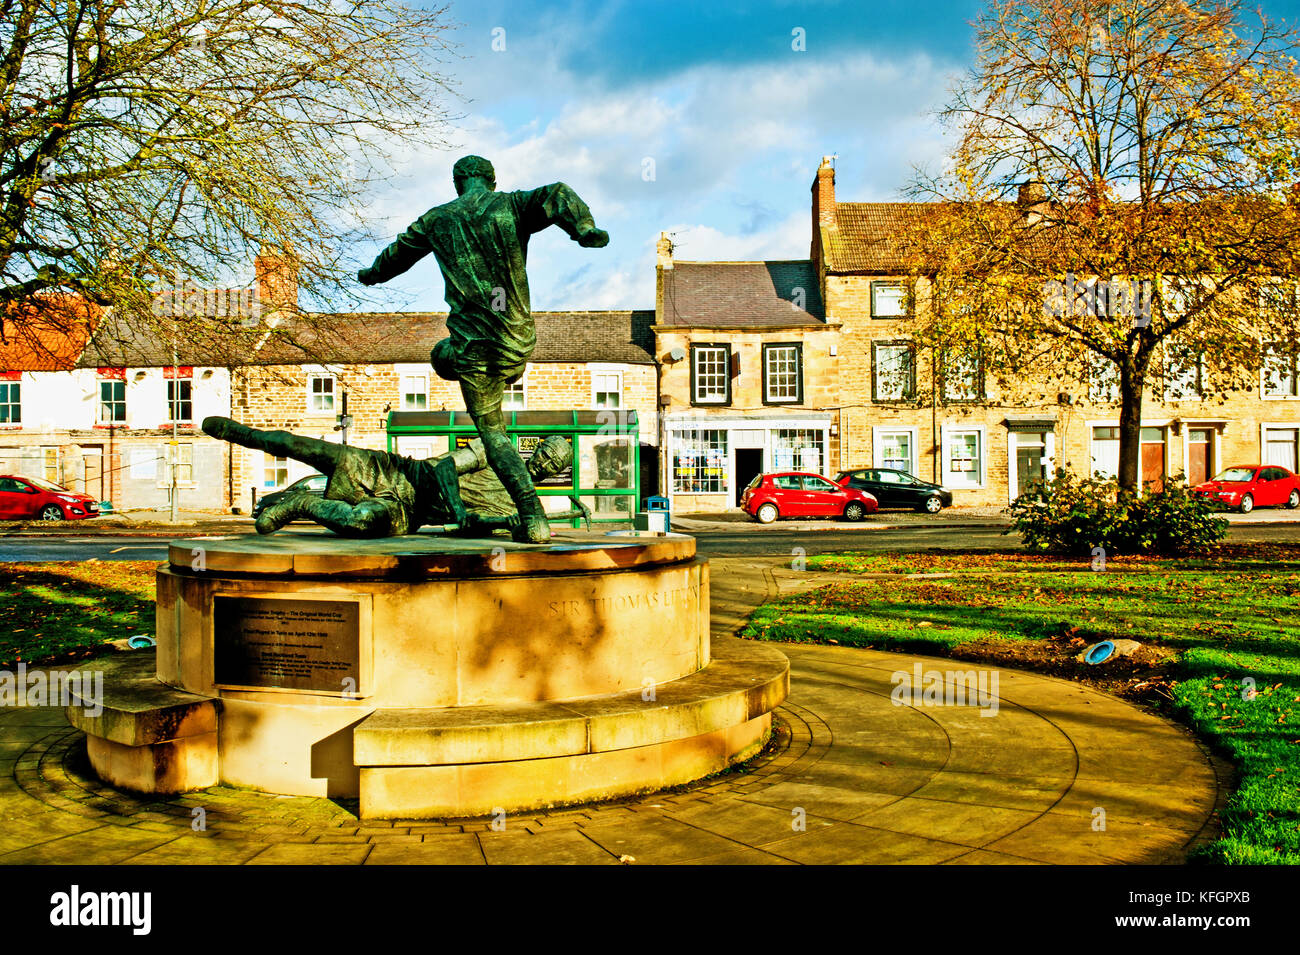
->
[1,0,459,362]
[906,0,1300,491]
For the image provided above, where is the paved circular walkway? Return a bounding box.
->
[0,556,1226,864]
[0,641,1224,865]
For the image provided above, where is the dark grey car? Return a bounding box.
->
[251,473,327,519]
[833,468,953,513]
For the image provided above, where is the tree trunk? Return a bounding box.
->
[1116,357,1146,494]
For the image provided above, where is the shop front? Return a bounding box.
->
[665,413,832,513]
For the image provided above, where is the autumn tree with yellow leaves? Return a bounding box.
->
[907,0,1300,492]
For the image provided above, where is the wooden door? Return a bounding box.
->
[81,447,104,501]
[1141,444,1165,491]
[1188,429,1212,486]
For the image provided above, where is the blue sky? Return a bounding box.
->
[348,0,1300,313]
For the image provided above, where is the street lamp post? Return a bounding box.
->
[170,322,178,524]
[335,390,352,446]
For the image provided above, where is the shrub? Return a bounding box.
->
[1006,469,1227,556]
[1118,476,1229,554]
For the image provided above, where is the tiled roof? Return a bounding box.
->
[0,296,100,372]
[78,310,656,368]
[659,261,826,327]
[825,203,954,274]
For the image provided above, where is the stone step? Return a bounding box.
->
[353,637,788,768]
[64,651,218,747]
[64,652,220,794]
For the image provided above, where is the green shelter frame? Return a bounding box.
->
[385,410,641,528]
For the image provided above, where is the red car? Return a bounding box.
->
[1193,465,1300,513]
[740,471,879,524]
[0,475,100,521]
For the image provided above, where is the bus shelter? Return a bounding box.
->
[385,410,640,527]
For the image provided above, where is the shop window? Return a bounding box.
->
[672,429,727,493]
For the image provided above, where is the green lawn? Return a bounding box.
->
[0,561,157,669]
[742,545,1300,865]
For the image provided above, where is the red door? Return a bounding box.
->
[0,478,38,519]
[0,478,20,519]
[771,475,807,515]
[1141,428,1165,491]
[801,475,843,516]
[1259,468,1287,506]
[1188,429,1212,486]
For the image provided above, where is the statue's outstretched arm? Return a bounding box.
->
[358,212,436,285]
[514,183,608,246]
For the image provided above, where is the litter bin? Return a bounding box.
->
[636,495,670,533]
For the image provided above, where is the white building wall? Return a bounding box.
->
[123,367,231,429]
[0,367,232,510]
[3,369,99,431]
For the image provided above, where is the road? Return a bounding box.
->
[2,521,1298,562]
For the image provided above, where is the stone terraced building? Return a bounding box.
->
[5,158,1300,514]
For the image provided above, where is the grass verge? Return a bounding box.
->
[0,561,157,669]
[741,544,1300,865]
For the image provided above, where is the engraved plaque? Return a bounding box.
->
[214,596,362,694]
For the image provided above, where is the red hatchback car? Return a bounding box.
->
[0,475,100,521]
[741,472,879,524]
[1192,465,1300,513]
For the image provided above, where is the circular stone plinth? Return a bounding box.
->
[172,529,695,579]
[150,528,719,800]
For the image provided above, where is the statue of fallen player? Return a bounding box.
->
[202,416,588,538]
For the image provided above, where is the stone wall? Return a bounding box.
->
[230,360,658,509]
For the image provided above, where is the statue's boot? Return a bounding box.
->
[481,431,551,543]
[202,416,254,445]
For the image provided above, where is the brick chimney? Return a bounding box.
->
[655,231,674,330]
[811,156,836,275]
[813,156,837,230]
[255,243,300,315]
[1018,181,1049,225]
[656,232,674,271]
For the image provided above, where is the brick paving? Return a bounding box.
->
[0,557,1229,864]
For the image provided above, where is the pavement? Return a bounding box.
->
[0,557,1227,864]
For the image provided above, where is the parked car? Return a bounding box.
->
[251,473,328,520]
[1192,465,1300,513]
[740,471,879,524]
[0,475,100,521]
[833,468,953,514]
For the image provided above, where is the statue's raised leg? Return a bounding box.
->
[202,416,346,475]
[456,377,551,544]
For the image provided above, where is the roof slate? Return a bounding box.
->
[825,203,951,274]
[659,261,826,326]
[77,310,656,368]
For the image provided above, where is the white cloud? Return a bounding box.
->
[351,39,961,310]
